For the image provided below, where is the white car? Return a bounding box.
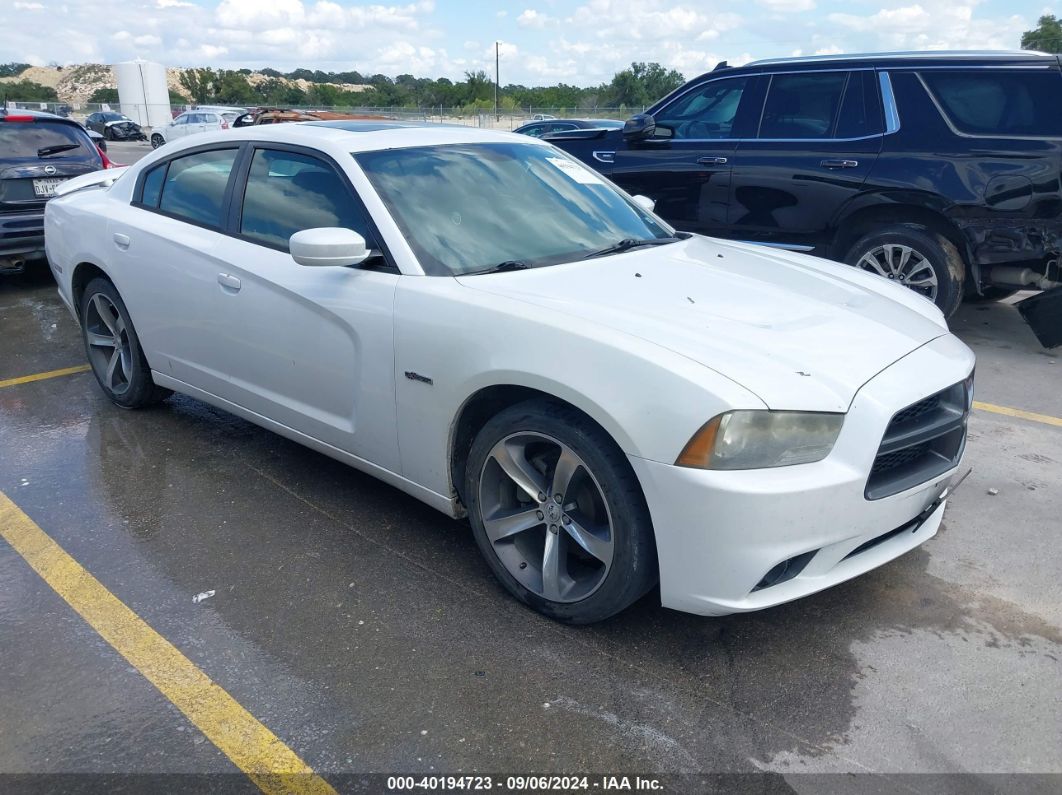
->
[45,123,975,623]
[149,109,237,149]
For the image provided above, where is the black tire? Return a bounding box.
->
[150,133,164,149]
[465,398,657,624]
[965,285,1020,303]
[844,224,965,318]
[79,277,171,409]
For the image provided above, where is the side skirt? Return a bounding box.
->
[151,371,460,518]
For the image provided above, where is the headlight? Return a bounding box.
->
[676,411,844,470]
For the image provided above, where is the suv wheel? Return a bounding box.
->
[845,224,964,317]
[464,399,657,624]
[150,133,164,149]
[80,277,171,409]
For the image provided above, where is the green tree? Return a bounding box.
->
[178,68,216,103]
[4,80,58,101]
[1022,15,1062,52]
[214,70,255,104]
[604,62,685,107]
[89,87,120,104]
[0,62,30,78]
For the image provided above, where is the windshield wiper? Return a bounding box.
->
[38,144,81,158]
[581,236,684,260]
[464,260,533,276]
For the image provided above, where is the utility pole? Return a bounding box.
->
[494,41,500,121]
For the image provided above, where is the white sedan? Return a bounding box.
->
[44,123,975,623]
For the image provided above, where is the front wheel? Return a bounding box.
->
[465,399,657,624]
[150,133,164,149]
[80,278,171,409]
[844,224,965,317]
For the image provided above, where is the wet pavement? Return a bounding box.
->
[0,247,1060,791]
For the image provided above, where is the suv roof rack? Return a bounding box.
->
[747,50,1051,67]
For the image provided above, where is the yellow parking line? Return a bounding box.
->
[973,400,1062,428]
[0,364,90,389]
[0,490,336,795]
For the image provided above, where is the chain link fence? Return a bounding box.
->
[5,99,642,132]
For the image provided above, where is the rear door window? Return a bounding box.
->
[759,72,847,139]
[157,148,239,228]
[920,70,1062,137]
[835,71,883,138]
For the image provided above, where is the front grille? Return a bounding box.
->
[865,378,971,500]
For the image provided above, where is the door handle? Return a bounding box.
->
[696,156,728,165]
[217,273,241,292]
[112,232,131,250]
[820,159,859,169]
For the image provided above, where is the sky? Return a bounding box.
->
[0,0,1050,86]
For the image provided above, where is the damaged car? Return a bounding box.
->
[547,51,1062,346]
[85,111,147,142]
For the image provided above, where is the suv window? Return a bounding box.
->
[157,148,239,227]
[835,71,883,138]
[655,76,749,139]
[921,70,1062,137]
[0,120,94,160]
[239,148,373,251]
[760,72,847,139]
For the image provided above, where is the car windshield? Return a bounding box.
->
[354,142,673,275]
[102,113,124,121]
[0,120,93,160]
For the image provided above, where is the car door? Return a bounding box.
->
[107,144,243,395]
[198,144,401,469]
[609,75,761,236]
[168,113,192,141]
[727,70,883,252]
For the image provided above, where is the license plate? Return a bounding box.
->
[33,177,66,197]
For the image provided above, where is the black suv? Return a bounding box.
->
[547,51,1062,328]
[1,109,105,274]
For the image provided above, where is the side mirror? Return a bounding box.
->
[290,227,370,267]
[632,195,656,213]
[623,113,656,141]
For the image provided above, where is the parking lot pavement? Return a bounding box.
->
[105,140,153,166]
[1,265,1059,791]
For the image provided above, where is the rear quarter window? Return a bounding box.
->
[921,70,1062,137]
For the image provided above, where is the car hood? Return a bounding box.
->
[455,236,949,411]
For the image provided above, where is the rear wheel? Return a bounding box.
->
[80,277,170,409]
[465,399,657,624]
[845,224,965,317]
[150,133,164,149]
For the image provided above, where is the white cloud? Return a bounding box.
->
[13,1,45,8]
[517,9,557,28]
[757,0,816,12]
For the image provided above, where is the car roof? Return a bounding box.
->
[699,50,1058,80]
[166,121,547,154]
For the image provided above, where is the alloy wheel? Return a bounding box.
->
[477,432,615,603]
[856,244,939,301]
[84,293,132,396]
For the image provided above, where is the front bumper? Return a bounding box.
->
[632,333,975,616]
[0,210,45,259]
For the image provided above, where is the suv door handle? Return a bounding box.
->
[820,159,859,169]
[112,232,131,250]
[696,156,728,165]
[217,273,241,292]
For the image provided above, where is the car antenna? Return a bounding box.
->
[713,61,729,71]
